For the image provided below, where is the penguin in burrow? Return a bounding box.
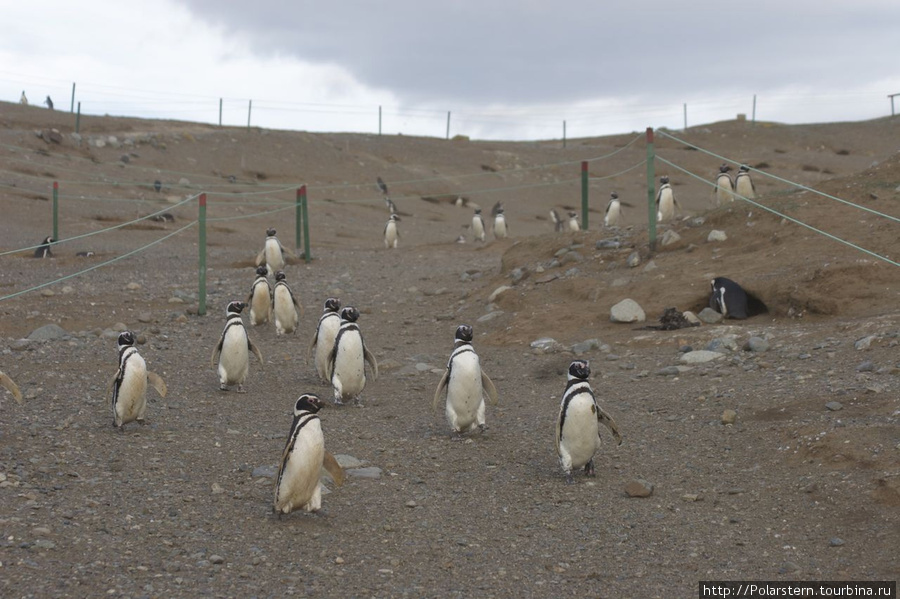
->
[556,360,622,484]
[328,306,378,405]
[472,208,486,242]
[247,265,273,327]
[384,214,400,249]
[715,164,735,206]
[272,271,302,335]
[432,324,499,438]
[255,228,297,275]
[211,301,265,392]
[550,209,563,233]
[655,176,679,223]
[0,371,23,404]
[272,393,345,517]
[709,276,754,320]
[493,207,508,239]
[308,298,342,383]
[33,236,54,258]
[109,331,167,428]
[734,164,756,199]
[566,211,580,232]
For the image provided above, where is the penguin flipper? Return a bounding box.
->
[363,346,378,381]
[280,244,298,260]
[291,292,303,316]
[481,371,499,405]
[432,370,449,412]
[307,331,318,364]
[0,372,23,403]
[322,452,345,487]
[211,338,224,367]
[248,339,265,369]
[147,372,167,398]
[255,248,266,267]
[596,405,623,446]
[620,201,635,208]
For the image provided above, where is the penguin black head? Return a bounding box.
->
[660,176,670,185]
[739,164,750,172]
[266,228,276,237]
[568,360,591,381]
[610,192,618,199]
[388,214,400,222]
[496,207,505,214]
[255,265,268,277]
[454,324,474,344]
[719,164,731,173]
[324,298,341,313]
[226,300,246,315]
[274,271,286,282]
[117,331,136,348]
[294,393,323,414]
[153,179,162,192]
[340,306,360,323]
[474,208,482,215]
[568,211,577,218]
[42,236,54,245]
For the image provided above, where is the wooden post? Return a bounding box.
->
[198,193,207,315]
[646,127,657,252]
[52,181,59,241]
[300,185,311,262]
[295,187,302,249]
[75,102,81,133]
[580,161,588,230]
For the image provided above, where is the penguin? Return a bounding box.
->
[272,271,302,335]
[273,394,345,516]
[44,96,54,110]
[656,176,678,223]
[472,208,486,242]
[19,91,28,105]
[33,236,54,258]
[604,192,622,227]
[150,212,174,223]
[566,211,580,232]
[556,360,622,484]
[376,176,389,195]
[385,197,398,215]
[709,277,750,320]
[153,180,162,193]
[110,331,167,428]
[715,164,735,205]
[255,228,296,275]
[735,164,756,199]
[432,324,499,438]
[0,371,23,404]
[328,306,378,405]
[247,265,273,327]
[490,201,504,217]
[384,214,400,249]
[211,301,264,392]
[493,207,508,239]
[308,298,342,384]
[550,209,563,232]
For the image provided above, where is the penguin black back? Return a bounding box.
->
[33,236,54,258]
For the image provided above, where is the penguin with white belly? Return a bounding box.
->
[715,164,735,205]
[328,307,378,405]
[433,324,499,438]
[472,208,486,242]
[247,266,273,326]
[272,271,302,335]
[211,301,264,392]
[493,207,508,239]
[110,331,167,428]
[566,211,580,232]
[308,298,342,383]
[556,360,622,484]
[255,228,296,275]
[273,394,345,516]
[734,164,756,199]
[656,176,678,223]
[384,214,400,249]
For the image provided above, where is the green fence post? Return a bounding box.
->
[580,161,589,230]
[198,193,207,316]
[75,102,81,134]
[300,185,311,263]
[646,127,657,252]
[295,187,302,249]
[52,181,59,241]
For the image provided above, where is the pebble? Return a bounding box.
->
[405,500,418,508]
[697,308,723,324]
[682,311,701,325]
[825,401,843,412]
[33,539,56,550]
[40,288,55,297]
[721,409,737,425]
[334,455,364,469]
[656,366,680,376]
[744,337,769,352]
[625,479,654,497]
[209,555,225,564]
[27,324,68,341]
[626,251,641,267]
[680,350,724,364]
[488,286,512,303]
[510,268,528,284]
[707,230,727,242]
[856,361,875,372]
[610,299,645,323]
[854,335,877,350]
[660,229,681,246]
[571,339,601,355]
[596,239,621,250]
[126,282,141,291]
[138,312,153,323]
[251,465,277,479]
[530,338,564,354]
[829,538,845,547]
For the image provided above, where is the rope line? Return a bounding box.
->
[207,202,298,222]
[655,156,899,268]
[0,221,199,302]
[588,159,647,182]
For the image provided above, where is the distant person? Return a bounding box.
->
[44,96,54,110]
[19,91,28,105]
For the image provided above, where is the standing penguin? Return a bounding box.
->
[556,360,622,484]
[211,301,264,392]
[255,228,296,275]
[0,371,23,404]
[110,331,167,428]
[472,208,486,242]
[432,324,499,438]
[308,298,342,383]
[384,214,400,249]
[709,277,749,320]
[19,91,28,105]
[715,164,735,205]
[734,164,756,199]
[328,307,378,405]
[566,211,580,232]
[656,176,678,223]
[33,236,54,258]
[604,192,631,227]
[493,207,508,239]
[550,209,563,232]
[272,271,302,335]
[376,176,389,196]
[247,265,273,327]
[273,394,345,516]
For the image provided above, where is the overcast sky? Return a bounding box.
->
[1,0,899,140]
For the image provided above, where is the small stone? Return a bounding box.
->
[126,282,141,291]
[510,268,528,284]
[560,251,583,265]
[334,455,364,469]
[571,339,601,355]
[625,480,654,497]
[211,483,224,495]
[626,251,641,267]
[642,260,658,272]
[721,409,737,425]
[345,467,382,479]
[610,299,645,323]
[744,337,769,352]
[33,527,51,536]
[680,350,725,364]
[40,288,55,297]
[175,314,189,324]
[596,239,621,250]
[61,286,74,294]
[27,324,68,341]
[33,540,56,550]
[656,366,680,376]
[209,555,225,565]
[825,401,843,412]
[251,465,276,479]
[530,338,563,354]
[682,311,700,325]
[856,361,875,372]
[335,557,345,564]
[698,307,723,324]
[488,286,512,303]
[707,230,727,242]
[660,229,681,246]
[829,538,845,547]
[405,500,418,508]
[854,335,877,350]
[535,273,559,284]
[137,312,153,323]
[681,494,701,502]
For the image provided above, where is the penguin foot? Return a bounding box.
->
[219,383,228,392]
[565,473,576,485]
[332,397,344,406]
[450,431,464,442]
[236,385,247,394]
[584,460,596,477]
[478,423,489,434]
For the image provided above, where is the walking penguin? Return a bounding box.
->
[247,265,273,326]
[211,301,264,392]
[308,298,342,383]
[272,271,302,335]
[110,331,167,428]
[328,307,378,405]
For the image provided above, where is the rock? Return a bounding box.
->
[744,337,769,352]
[137,312,153,323]
[854,335,877,350]
[168,297,185,304]
[510,268,528,284]
[476,311,504,323]
[825,401,843,412]
[571,339,601,355]
[488,286,512,303]
[40,288,55,297]
[530,338,564,354]
[643,260,658,272]
[660,229,681,246]
[856,361,875,372]
[656,366,681,376]
[209,555,225,565]
[334,455,364,469]
[211,483,224,495]
[625,479,654,497]
[680,350,725,364]
[33,540,56,550]
[626,251,641,267]
[829,538,845,547]
[721,409,737,425]
[698,307,723,324]
[682,311,701,325]
[560,252,583,266]
[27,324,68,341]
[125,282,142,291]
[595,239,621,250]
[610,299,645,323]
[377,359,402,372]
[178,177,191,186]
[346,467,382,479]
[707,230,728,242]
